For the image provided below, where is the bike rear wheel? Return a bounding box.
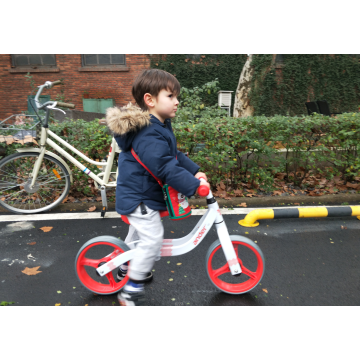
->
[75,236,130,295]
[205,235,265,294]
[0,152,70,214]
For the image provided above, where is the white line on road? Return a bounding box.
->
[0,205,354,222]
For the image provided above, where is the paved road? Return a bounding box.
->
[1,210,359,306]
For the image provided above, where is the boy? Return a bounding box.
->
[106,69,210,306]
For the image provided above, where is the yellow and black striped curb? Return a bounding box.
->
[238,206,360,227]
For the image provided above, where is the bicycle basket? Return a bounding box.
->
[0,114,39,145]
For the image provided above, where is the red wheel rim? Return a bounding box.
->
[76,241,129,294]
[207,241,264,294]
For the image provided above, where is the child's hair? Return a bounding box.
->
[132,69,180,111]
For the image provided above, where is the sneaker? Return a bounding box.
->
[117,268,153,282]
[117,286,145,306]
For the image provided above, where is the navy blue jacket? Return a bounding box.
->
[106,105,200,215]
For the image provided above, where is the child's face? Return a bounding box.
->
[147,89,179,122]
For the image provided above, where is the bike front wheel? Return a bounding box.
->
[205,235,265,294]
[75,236,130,295]
[0,152,70,214]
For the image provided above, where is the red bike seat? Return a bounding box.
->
[121,210,169,225]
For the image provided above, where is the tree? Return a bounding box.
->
[233,55,255,118]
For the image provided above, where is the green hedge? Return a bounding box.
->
[173,112,360,192]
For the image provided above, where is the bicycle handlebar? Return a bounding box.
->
[56,101,75,109]
[197,177,210,197]
[51,80,62,87]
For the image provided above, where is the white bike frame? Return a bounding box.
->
[19,126,121,188]
[96,190,242,277]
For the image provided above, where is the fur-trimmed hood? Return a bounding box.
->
[106,103,151,152]
[106,103,150,136]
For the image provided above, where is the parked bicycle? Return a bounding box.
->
[0,80,119,216]
[75,185,265,296]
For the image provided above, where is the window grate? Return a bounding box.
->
[12,54,56,67]
[82,54,125,66]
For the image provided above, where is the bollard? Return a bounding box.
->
[238,206,360,227]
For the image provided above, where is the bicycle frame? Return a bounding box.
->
[26,126,120,188]
[96,190,242,277]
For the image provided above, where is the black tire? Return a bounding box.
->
[0,152,70,214]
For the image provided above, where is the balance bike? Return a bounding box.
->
[75,187,265,295]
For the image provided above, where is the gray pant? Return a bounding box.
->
[124,204,164,281]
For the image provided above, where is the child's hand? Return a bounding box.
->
[195,172,207,181]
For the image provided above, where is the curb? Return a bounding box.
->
[1,193,360,214]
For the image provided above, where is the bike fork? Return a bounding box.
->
[100,185,107,218]
[215,215,242,275]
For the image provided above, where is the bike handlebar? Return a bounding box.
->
[56,101,75,109]
[51,80,62,87]
[197,177,210,197]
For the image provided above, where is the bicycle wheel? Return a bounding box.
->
[0,152,70,214]
[75,236,130,295]
[205,235,265,294]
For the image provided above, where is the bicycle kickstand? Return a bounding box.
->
[100,185,108,218]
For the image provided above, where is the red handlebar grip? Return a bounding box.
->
[198,185,209,197]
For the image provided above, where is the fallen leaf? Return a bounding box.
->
[87,205,96,212]
[85,304,88,306]
[341,225,347,229]
[27,242,36,245]
[177,263,182,266]
[237,203,247,207]
[308,191,322,196]
[55,303,61,306]
[190,205,196,209]
[171,271,174,273]
[273,190,282,196]
[234,189,243,197]
[169,278,173,281]
[40,226,53,233]
[171,231,174,233]
[167,261,170,264]
[96,196,102,201]
[245,232,249,234]
[171,298,176,301]
[262,288,268,293]
[294,203,300,206]
[246,193,253,197]
[57,291,62,294]
[22,266,42,275]
[61,196,69,204]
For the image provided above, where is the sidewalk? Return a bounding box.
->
[1,193,359,214]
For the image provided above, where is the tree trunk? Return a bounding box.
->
[233,55,254,118]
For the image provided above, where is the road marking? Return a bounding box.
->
[0,205,354,222]
[0,221,34,234]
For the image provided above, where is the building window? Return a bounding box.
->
[12,54,56,67]
[82,54,125,66]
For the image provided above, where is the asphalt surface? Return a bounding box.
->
[1,210,360,306]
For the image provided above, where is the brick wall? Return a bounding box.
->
[0,54,151,119]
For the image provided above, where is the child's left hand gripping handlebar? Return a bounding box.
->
[197,177,210,197]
